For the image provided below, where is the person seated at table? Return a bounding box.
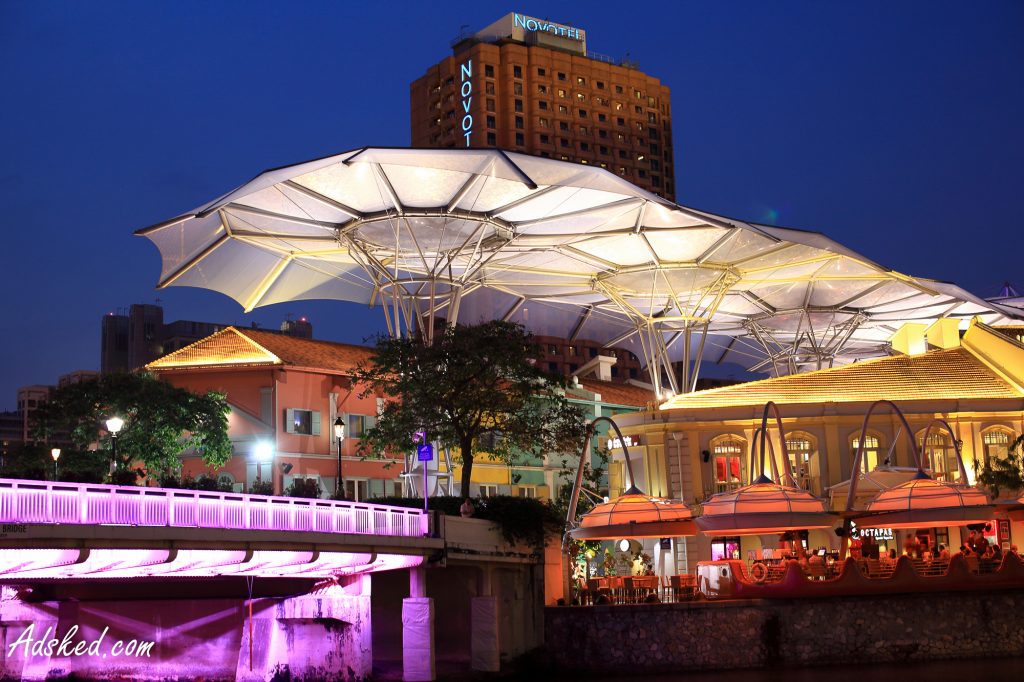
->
[904,534,920,559]
[992,544,1003,563]
[982,544,995,560]
[1011,545,1020,556]
[888,548,898,561]
[959,544,972,557]
[937,544,950,561]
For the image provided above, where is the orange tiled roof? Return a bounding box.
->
[148,327,373,374]
[571,378,656,408]
[661,347,1022,411]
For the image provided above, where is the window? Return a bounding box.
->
[513,82,523,96]
[560,138,570,148]
[711,536,741,561]
[648,112,658,123]
[539,100,548,110]
[539,117,549,128]
[598,129,607,139]
[513,65,522,78]
[484,64,494,77]
[285,409,321,436]
[515,132,524,146]
[614,85,623,93]
[852,434,882,473]
[559,121,569,131]
[486,115,496,128]
[576,76,585,86]
[596,80,605,89]
[617,117,625,126]
[515,116,524,129]
[517,486,538,498]
[344,479,370,502]
[537,67,546,76]
[346,413,377,438]
[558,88,567,98]
[599,145,608,155]
[598,113,607,122]
[982,429,1014,466]
[919,431,959,482]
[486,132,496,145]
[580,142,589,151]
[635,105,643,114]
[485,82,495,95]
[538,84,548,94]
[785,434,814,487]
[576,92,586,101]
[548,361,558,372]
[486,99,495,112]
[479,484,498,498]
[558,104,568,114]
[557,72,566,81]
[515,99,523,112]
[634,89,642,99]
[618,149,628,159]
[579,125,588,135]
[712,437,744,492]
[540,134,550,144]
[578,109,588,118]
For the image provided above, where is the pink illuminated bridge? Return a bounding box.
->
[0,479,437,580]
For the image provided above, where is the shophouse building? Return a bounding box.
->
[606,319,1024,575]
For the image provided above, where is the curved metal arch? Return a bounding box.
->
[755,401,797,487]
[919,418,970,483]
[844,400,922,513]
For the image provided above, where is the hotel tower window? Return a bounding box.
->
[919,431,959,482]
[785,434,814,487]
[712,437,744,492]
[852,434,882,473]
[982,429,1014,466]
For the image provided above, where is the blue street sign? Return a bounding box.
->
[417,444,434,462]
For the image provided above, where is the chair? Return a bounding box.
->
[671,574,697,601]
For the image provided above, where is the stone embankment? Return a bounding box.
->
[545,589,1024,671]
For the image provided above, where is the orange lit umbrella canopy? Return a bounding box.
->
[696,476,836,536]
[569,490,696,540]
[856,473,994,529]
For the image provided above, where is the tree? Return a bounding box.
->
[354,321,589,499]
[33,372,232,484]
[974,434,1024,497]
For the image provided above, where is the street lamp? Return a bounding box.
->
[105,416,124,476]
[51,448,61,481]
[334,417,346,497]
[254,440,273,490]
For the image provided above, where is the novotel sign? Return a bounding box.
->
[459,59,472,147]
[512,13,585,42]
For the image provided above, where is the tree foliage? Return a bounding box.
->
[353,321,589,499]
[33,372,232,483]
[974,434,1024,497]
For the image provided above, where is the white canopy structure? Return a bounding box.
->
[138,147,1019,396]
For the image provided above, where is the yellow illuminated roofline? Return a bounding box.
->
[146,327,283,370]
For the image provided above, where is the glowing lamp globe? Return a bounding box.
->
[696,477,835,536]
[569,490,695,540]
[856,475,993,529]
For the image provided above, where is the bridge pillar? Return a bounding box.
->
[403,566,435,681]
[471,566,500,672]
[236,575,372,682]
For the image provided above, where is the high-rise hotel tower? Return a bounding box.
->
[410,13,675,200]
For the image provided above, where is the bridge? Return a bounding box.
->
[0,478,437,580]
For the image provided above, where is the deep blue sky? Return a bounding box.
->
[1,1,1022,409]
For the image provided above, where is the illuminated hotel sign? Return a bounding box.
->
[459,59,472,146]
[512,13,584,42]
[608,435,640,449]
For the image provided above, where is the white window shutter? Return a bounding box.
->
[285,408,296,434]
[311,411,322,436]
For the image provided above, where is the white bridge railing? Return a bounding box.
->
[0,478,428,538]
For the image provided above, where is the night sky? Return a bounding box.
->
[1,1,1022,409]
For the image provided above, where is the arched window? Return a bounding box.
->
[785,432,816,489]
[711,436,745,493]
[851,434,883,474]
[918,431,960,482]
[982,429,1015,466]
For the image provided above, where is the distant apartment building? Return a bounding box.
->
[101,303,313,373]
[411,12,675,200]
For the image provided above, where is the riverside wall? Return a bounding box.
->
[544,589,1024,672]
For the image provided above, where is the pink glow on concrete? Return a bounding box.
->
[0,477,427,536]
[0,547,422,579]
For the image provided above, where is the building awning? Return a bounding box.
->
[569,491,695,539]
[856,474,994,529]
[696,478,836,536]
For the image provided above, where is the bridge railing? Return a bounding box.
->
[0,478,428,537]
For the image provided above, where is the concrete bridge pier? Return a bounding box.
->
[402,566,435,681]
[236,574,372,682]
[471,565,499,672]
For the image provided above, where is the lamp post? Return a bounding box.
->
[254,440,273,492]
[334,417,346,498]
[51,448,61,481]
[105,416,124,477]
